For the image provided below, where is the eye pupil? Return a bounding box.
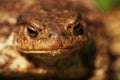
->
[27,28,38,37]
[73,23,84,36]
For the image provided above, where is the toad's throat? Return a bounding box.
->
[17,46,81,56]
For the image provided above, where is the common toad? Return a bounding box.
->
[0,0,109,79]
[12,0,98,79]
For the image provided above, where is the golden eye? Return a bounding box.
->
[27,27,38,37]
[73,23,84,36]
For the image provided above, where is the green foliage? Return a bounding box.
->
[95,0,118,11]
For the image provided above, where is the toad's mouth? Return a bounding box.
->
[17,46,81,56]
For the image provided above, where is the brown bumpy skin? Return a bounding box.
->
[13,0,95,79]
[14,6,87,55]
[0,0,109,79]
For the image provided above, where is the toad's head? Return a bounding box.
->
[14,8,88,56]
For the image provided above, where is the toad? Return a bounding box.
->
[13,1,96,79]
[0,0,109,79]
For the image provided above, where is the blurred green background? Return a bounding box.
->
[95,0,119,11]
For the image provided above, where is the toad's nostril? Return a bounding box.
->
[48,34,53,38]
[48,33,58,39]
[62,32,67,38]
[48,32,67,39]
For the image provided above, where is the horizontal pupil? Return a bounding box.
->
[27,28,38,37]
[74,23,84,35]
[28,28,36,33]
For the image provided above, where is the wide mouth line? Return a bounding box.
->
[17,47,80,56]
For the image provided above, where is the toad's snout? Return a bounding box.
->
[26,24,67,42]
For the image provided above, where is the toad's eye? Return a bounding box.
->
[27,27,38,37]
[73,23,84,36]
